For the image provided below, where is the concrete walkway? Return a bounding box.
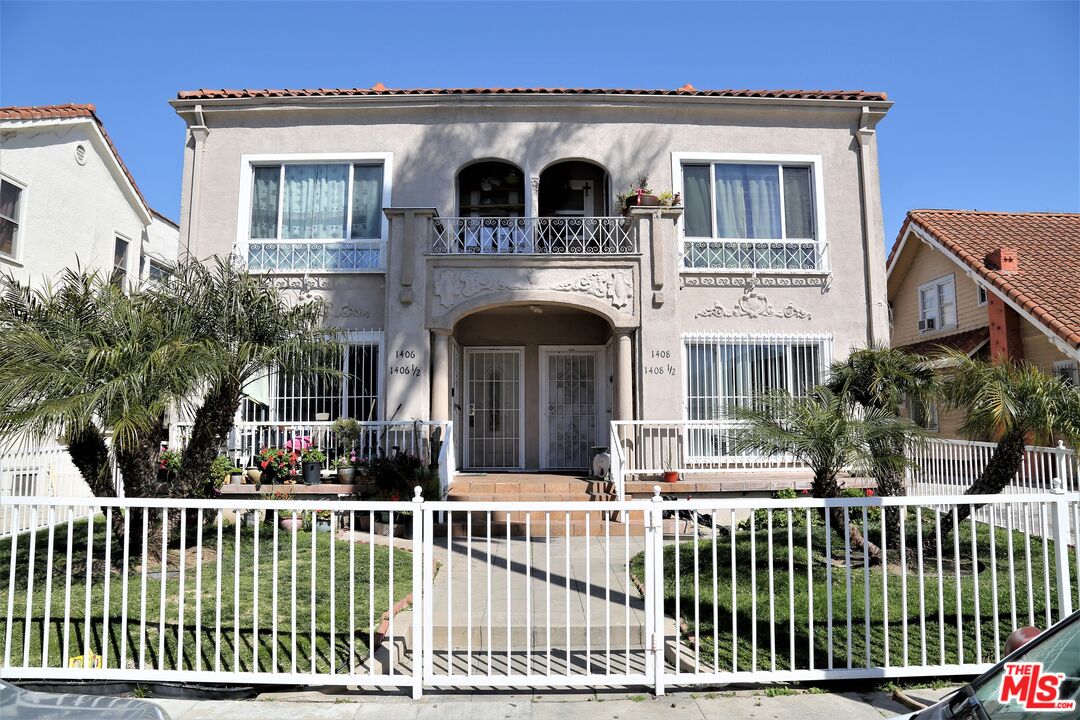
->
[147,685,958,719]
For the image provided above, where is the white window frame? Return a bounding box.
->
[236,152,393,273]
[680,332,834,462]
[0,173,27,265]
[671,152,828,274]
[917,274,957,333]
[112,234,133,290]
[908,395,940,432]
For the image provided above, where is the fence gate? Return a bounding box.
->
[420,500,659,689]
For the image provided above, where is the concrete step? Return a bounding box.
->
[450,480,610,495]
[446,492,609,502]
[438,520,646,538]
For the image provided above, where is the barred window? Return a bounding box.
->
[241,337,382,423]
[683,333,832,458]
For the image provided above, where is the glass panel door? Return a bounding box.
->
[464,349,523,469]
[543,351,598,470]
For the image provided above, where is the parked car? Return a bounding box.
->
[891,610,1079,719]
[0,680,170,719]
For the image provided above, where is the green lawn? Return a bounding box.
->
[631,507,1077,673]
[0,513,412,674]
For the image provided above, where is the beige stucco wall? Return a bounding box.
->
[173,95,891,443]
[0,122,150,287]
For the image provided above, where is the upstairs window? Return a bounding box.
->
[1054,360,1079,386]
[111,236,129,288]
[918,275,957,332]
[249,163,384,240]
[908,395,939,431]
[0,178,23,259]
[977,285,988,306]
[682,162,820,271]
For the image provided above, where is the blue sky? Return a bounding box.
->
[1,1,1077,247]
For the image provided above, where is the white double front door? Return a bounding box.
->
[461,346,606,471]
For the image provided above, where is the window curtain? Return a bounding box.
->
[350,165,384,239]
[782,166,814,239]
[282,164,348,239]
[714,165,781,239]
[682,165,713,237]
[249,167,281,238]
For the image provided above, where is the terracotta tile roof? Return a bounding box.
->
[893,210,1080,351]
[0,103,154,220]
[895,327,990,357]
[176,86,888,102]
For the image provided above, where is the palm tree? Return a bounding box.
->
[733,386,920,561]
[150,258,341,497]
[827,345,938,538]
[936,351,1080,537]
[0,269,208,543]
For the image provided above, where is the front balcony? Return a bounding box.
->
[430,216,637,256]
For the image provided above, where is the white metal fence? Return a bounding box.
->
[2,491,1076,695]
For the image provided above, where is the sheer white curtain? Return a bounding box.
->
[282,164,349,239]
[713,164,781,239]
[350,164,383,239]
[249,167,280,238]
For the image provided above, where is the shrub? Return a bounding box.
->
[209,455,234,490]
[256,447,298,483]
[301,448,326,464]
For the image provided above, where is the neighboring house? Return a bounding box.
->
[170,85,892,482]
[887,210,1080,438]
[0,103,179,289]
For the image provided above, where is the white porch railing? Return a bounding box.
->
[0,444,97,535]
[169,420,453,474]
[908,438,1078,496]
[431,216,637,255]
[1,491,1076,694]
[609,420,807,499]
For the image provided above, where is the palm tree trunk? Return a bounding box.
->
[65,424,115,497]
[872,436,908,546]
[176,379,241,498]
[936,430,1028,541]
[815,470,884,564]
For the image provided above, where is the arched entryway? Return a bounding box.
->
[442,304,615,471]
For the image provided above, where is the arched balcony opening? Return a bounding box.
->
[456,160,525,217]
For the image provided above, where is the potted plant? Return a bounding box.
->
[256,447,298,485]
[332,417,362,454]
[229,466,245,485]
[312,509,334,533]
[300,447,325,485]
[158,447,181,489]
[279,510,304,532]
[334,456,355,483]
[661,449,678,484]
[616,176,680,215]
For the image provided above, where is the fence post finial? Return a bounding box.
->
[652,485,662,501]
[413,485,424,503]
[1051,477,1063,494]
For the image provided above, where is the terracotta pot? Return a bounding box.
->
[663,470,679,484]
[336,466,355,483]
[246,468,262,484]
[624,193,661,211]
[279,516,303,532]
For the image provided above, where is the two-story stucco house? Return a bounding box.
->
[888,210,1080,439]
[0,103,179,289]
[170,85,892,491]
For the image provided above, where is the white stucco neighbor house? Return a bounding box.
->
[169,85,892,496]
[0,103,179,289]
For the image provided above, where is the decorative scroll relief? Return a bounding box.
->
[433,269,634,312]
[681,274,830,289]
[695,285,812,320]
[271,275,371,318]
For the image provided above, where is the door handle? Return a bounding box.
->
[467,404,475,416]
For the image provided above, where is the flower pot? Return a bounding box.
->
[623,193,661,212]
[336,466,355,483]
[302,461,322,485]
[246,468,262,484]
[663,470,679,484]
[279,515,303,532]
[230,472,245,485]
[315,520,333,533]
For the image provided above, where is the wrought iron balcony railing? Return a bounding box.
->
[431,216,637,255]
[240,239,384,272]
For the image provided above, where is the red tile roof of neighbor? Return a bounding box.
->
[894,210,1080,351]
[896,327,990,357]
[0,103,155,220]
[175,86,889,102]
